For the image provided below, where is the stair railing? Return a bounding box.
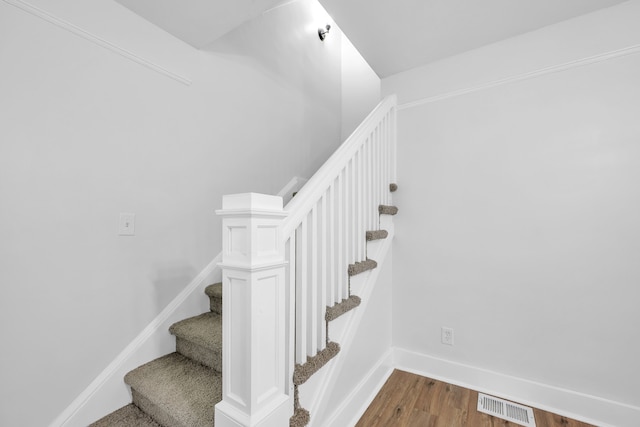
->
[215,95,397,427]
[282,94,397,365]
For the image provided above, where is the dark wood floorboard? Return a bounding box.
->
[356,369,596,427]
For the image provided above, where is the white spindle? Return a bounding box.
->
[327,180,337,307]
[319,195,327,348]
[350,157,356,264]
[308,208,318,356]
[378,123,383,212]
[392,107,397,186]
[378,121,383,206]
[366,136,376,230]
[383,114,389,204]
[357,149,363,262]
[369,137,375,231]
[297,221,308,362]
[384,114,393,205]
[337,170,344,302]
[287,236,296,367]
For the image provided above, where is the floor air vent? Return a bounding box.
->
[477,393,536,427]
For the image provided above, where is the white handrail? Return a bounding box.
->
[282,95,397,238]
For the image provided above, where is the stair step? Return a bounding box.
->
[378,204,398,215]
[124,353,221,427]
[326,296,361,322]
[204,282,222,314]
[293,342,340,386]
[169,312,222,371]
[89,404,160,427]
[290,407,310,427]
[365,229,388,241]
[389,183,398,192]
[348,258,377,276]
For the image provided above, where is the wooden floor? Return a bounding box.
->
[356,370,596,427]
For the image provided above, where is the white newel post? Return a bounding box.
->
[214,193,292,427]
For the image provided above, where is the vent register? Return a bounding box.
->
[477,393,536,427]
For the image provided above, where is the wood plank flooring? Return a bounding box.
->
[356,370,596,427]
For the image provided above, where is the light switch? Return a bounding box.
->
[118,213,135,236]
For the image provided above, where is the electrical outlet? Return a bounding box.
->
[441,327,454,346]
[118,213,136,236]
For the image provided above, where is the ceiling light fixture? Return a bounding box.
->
[318,24,331,41]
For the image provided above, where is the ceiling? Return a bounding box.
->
[114,0,628,78]
[114,0,286,48]
[319,0,628,77]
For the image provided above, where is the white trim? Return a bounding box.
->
[2,0,192,86]
[49,254,221,427]
[392,348,640,427]
[277,176,309,207]
[282,95,397,237]
[398,43,640,110]
[319,351,394,427]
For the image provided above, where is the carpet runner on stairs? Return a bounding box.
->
[90,192,397,427]
[90,283,223,427]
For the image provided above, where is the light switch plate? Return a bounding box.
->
[118,213,135,236]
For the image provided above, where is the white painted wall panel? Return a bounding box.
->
[384,3,640,421]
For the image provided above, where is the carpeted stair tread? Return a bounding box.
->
[348,258,377,276]
[326,296,361,322]
[124,352,221,427]
[289,407,310,427]
[89,404,161,427]
[365,229,388,241]
[389,183,398,192]
[205,282,222,314]
[378,204,398,215]
[204,282,222,299]
[169,312,222,371]
[293,342,340,386]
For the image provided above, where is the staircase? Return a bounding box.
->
[90,283,224,427]
[90,95,397,427]
[290,196,398,427]
[91,204,397,427]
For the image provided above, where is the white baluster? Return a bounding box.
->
[350,157,356,265]
[308,208,318,357]
[319,194,327,348]
[368,137,374,232]
[297,219,308,362]
[357,148,363,262]
[286,236,296,394]
[337,170,344,302]
[328,183,336,307]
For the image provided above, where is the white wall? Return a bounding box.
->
[0,0,379,426]
[383,1,640,425]
[340,33,381,140]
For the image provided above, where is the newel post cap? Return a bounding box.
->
[216,193,286,216]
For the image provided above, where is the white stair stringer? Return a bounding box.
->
[298,214,395,426]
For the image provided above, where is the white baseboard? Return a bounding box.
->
[392,347,640,427]
[49,254,221,427]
